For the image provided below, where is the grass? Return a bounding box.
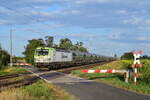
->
[72,60,150,95]
[0,88,34,100]
[0,66,78,100]
[22,80,78,100]
[0,66,27,76]
[22,80,53,100]
[0,80,78,100]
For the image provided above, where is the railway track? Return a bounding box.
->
[0,76,39,87]
[0,72,39,91]
[0,61,112,91]
[0,74,20,80]
[57,61,113,74]
[0,72,31,80]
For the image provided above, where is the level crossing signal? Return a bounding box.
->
[132,50,142,68]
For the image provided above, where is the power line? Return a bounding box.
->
[0,1,94,46]
[0,1,51,26]
[0,2,66,36]
[0,0,39,21]
[0,1,66,35]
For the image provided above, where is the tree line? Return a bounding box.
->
[0,44,10,69]
[121,52,150,60]
[23,36,88,64]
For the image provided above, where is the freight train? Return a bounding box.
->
[34,47,114,70]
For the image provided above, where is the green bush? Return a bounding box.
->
[139,61,150,84]
[121,60,150,84]
[23,81,53,100]
[120,60,150,84]
[0,49,10,69]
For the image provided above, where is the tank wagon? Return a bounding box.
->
[34,47,114,70]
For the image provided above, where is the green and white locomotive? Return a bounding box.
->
[34,47,113,70]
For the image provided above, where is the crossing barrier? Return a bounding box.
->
[13,63,32,66]
[81,50,143,84]
[82,69,129,83]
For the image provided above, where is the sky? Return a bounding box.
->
[0,0,150,57]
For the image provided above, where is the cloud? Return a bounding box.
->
[116,10,128,15]
[107,31,150,44]
[1,0,150,57]
[1,0,150,42]
[74,0,120,4]
[122,17,143,25]
[0,0,150,28]
[139,27,150,31]
[137,37,148,41]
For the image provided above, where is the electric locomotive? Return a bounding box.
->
[34,47,113,69]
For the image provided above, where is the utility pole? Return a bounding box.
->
[88,37,93,53]
[9,29,13,66]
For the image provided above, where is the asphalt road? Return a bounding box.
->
[56,82,150,100]
[25,66,150,100]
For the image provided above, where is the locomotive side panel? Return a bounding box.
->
[53,51,73,62]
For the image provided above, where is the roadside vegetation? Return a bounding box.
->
[72,60,150,95]
[0,43,26,76]
[0,44,10,69]
[0,66,27,76]
[0,66,78,100]
[0,80,78,100]
[13,56,26,63]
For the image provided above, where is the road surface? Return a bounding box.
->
[25,66,150,100]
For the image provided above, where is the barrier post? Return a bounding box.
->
[125,71,129,83]
[134,68,137,85]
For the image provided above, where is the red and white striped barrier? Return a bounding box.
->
[82,69,117,73]
[81,69,129,83]
[14,63,32,66]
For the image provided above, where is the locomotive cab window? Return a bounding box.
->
[36,49,49,56]
[73,53,76,56]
